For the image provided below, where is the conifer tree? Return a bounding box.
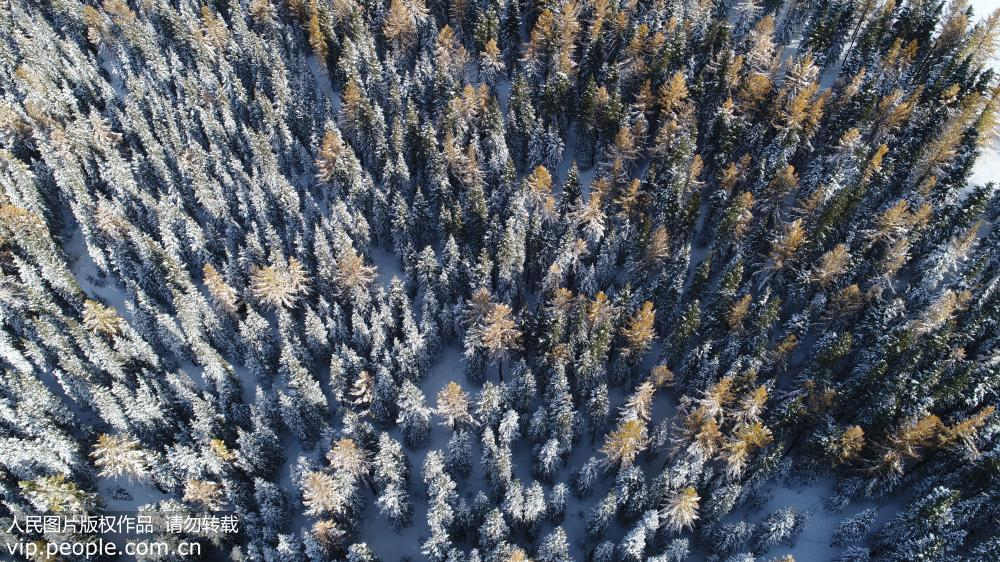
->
[89,436,149,487]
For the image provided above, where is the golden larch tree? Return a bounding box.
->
[83,300,122,337]
[621,301,656,358]
[326,438,369,480]
[203,263,239,314]
[251,257,310,309]
[91,434,148,480]
[383,0,428,49]
[812,244,850,287]
[661,486,700,533]
[601,418,648,468]
[183,479,224,510]
[435,381,475,428]
[768,219,807,270]
[834,425,865,464]
[333,247,376,294]
[469,303,521,380]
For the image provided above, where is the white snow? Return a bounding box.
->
[718,477,904,561]
[65,226,132,322]
[232,363,257,406]
[355,346,464,558]
[178,361,208,391]
[971,0,1000,187]
[972,0,1000,17]
[370,246,405,289]
[494,78,513,114]
[971,144,1000,187]
[307,55,339,111]
[98,476,169,512]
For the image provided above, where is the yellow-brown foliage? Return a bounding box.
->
[250,0,277,23]
[943,406,995,458]
[735,385,768,423]
[701,376,735,417]
[524,165,555,213]
[302,471,343,516]
[203,264,239,314]
[334,247,376,293]
[210,438,236,461]
[306,1,327,59]
[200,6,229,50]
[312,519,347,548]
[661,486,700,532]
[727,294,753,331]
[350,370,374,411]
[830,284,865,317]
[723,191,755,239]
[645,226,671,265]
[622,381,656,422]
[737,421,774,449]
[615,178,643,218]
[622,301,656,357]
[961,8,1000,68]
[912,289,972,335]
[878,237,911,279]
[768,219,807,270]
[740,72,772,106]
[861,144,889,185]
[586,291,613,328]
[659,71,689,117]
[871,199,931,242]
[650,364,675,388]
[601,418,648,468]
[384,0,427,48]
[804,379,837,414]
[82,5,107,44]
[835,425,865,464]
[91,433,147,479]
[768,164,799,199]
[470,303,521,361]
[251,258,310,309]
[183,479,224,510]
[326,438,369,478]
[83,300,122,337]
[772,333,799,366]
[812,244,850,287]
[892,414,943,459]
[340,77,364,128]
[315,127,346,183]
[436,381,475,428]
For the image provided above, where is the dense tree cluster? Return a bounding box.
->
[1,0,999,560]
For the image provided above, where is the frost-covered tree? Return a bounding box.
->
[90,434,148,480]
[397,380,433,448]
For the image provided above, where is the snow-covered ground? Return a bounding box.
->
[99,477,169,512]
[972,144,999,186]
[356,347,465,559]
[65,225,131,322]
[370,246,405,289]
[972,0,1000,187]
[973,0,1000,19]
[717,478,905,561]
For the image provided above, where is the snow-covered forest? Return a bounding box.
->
[1,0,999,560]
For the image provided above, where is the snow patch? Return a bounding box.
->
[370,246,405,289]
